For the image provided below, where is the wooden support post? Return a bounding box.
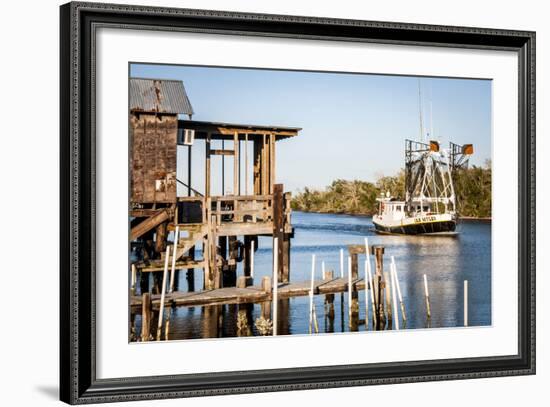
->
[205,132,211,197]
[269,133,275,194]
[155,221,167,255]
[233,131,239,197]
[237,275,247,289]
[141,292,152,342]
[464,280,468,327]
[253,138,261,195]
[243,235,251,277]
[351,253,359,280]
[384,271,393,322]
[186,246,195,292]
[221,139,225,195]
[261,275,272,293]
[372,245,386,327]
[423,274,432,319]
[226,236,238,287]
[273,184,285,282]
[187,145,192,196]
[244,133,249,195]
[251,238,255,279]
[272,237,279,336]
[202,238,209,290]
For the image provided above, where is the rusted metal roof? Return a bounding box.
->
[130,78,194,115]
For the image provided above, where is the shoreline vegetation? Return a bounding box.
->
[291,162,492,219]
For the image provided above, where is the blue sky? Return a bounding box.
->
[131,63,491,195]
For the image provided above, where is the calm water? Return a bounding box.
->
[132,211,491,340]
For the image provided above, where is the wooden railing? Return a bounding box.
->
[176,192,292,228]
[210,195,273,225]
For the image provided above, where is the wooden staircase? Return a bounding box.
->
[173,224,208,261]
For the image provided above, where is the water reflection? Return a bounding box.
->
[131,212,491,341]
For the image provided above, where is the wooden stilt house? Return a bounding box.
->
[130,78,300,292]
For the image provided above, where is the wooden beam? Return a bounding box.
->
[233,131,239,196]
[205,132,211,197]
[270,133,275,194]
[187,145,192,197]
[210,149,234,156]
[244,133,249,195]
[130,209,170,241]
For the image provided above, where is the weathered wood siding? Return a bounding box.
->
[130,113,178,203]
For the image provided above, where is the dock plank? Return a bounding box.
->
[131,278,368,309]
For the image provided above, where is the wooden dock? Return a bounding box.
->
[131,277,366,310]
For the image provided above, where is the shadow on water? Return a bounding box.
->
[131,211,491,341]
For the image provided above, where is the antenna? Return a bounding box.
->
[418,78,424,143]
[430,83,434,141]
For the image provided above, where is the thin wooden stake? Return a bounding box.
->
[244,133,249,195]
[366,259,377,327]
[309,254,316,333]
[250,239,255,279]
[272,237,279,336]
[423,274,431,319]
[464,280,469,327]
[340,249,344,278]
[348,255,352,327]
[130,264,137,295]
[157,245,171,340]
[390,256,407,321]
[391,264,399,330]
[169,226,179,293]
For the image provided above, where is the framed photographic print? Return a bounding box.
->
[60,1,535,404]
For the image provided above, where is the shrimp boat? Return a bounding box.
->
[373,139,473,236]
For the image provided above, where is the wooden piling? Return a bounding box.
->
[141,292,152,341]
[372,246,386,327]
[423,274,431,319]
[250,239,255,279]
[273,184,285,282]
[351,253,359,280]
[272,237,279,336]
[384,271,393,322]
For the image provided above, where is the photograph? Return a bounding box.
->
[128,63,492,341]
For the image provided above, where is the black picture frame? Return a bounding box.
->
[60,2,536,404]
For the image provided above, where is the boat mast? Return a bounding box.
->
[418,79,424,143]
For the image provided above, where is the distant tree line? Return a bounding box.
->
[291,162,491,218]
